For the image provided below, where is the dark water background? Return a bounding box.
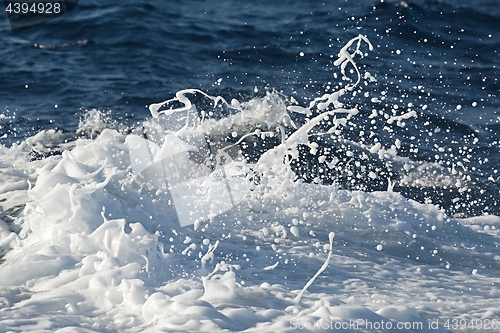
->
[0,0,499,216]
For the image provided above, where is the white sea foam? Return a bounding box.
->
[0,36,498,332]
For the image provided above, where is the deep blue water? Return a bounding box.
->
[0,0,499,216]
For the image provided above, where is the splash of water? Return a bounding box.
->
[294,232,335,304]
[131,35,375,238]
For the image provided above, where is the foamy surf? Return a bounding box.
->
[0,35,498,333]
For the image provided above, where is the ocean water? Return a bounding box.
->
[0,0,499,332]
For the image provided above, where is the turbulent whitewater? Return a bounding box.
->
[0,32,499,333]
